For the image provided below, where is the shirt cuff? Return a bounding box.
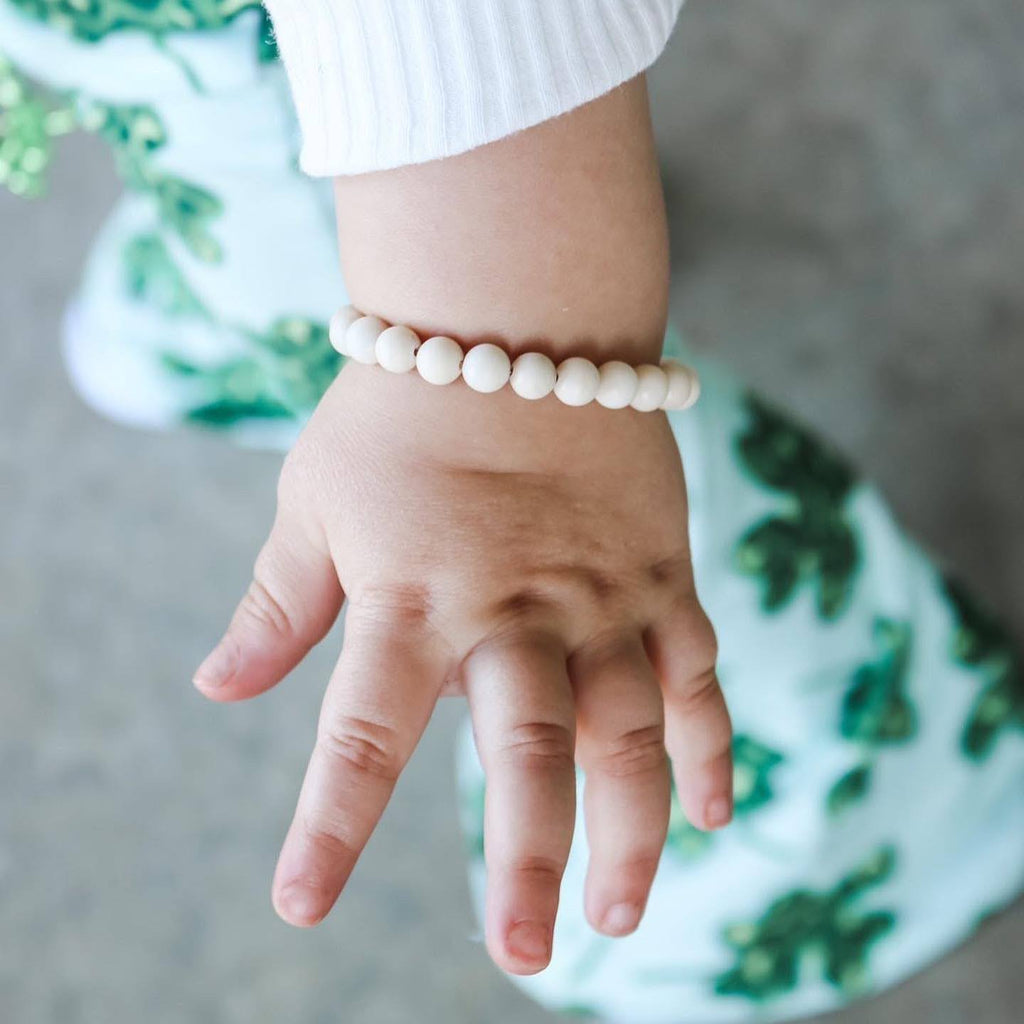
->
[263,0,683,176]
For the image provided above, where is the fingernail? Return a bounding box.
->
[507,922,550,963]
[193,638,237,689]
[601,902,641,936]
[705,795,733,829]
[276,881,323,926]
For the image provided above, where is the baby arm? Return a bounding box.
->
[193,76,732,975]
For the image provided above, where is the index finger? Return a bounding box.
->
[272,602,447,926]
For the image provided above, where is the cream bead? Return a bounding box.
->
[554,356,600,407]
[415,335,464,385]
[329,305,693,415]
[345,315,388,364]
[461,343,511,393]
[662,361,701,410]
[328,305,361,355]
[630,364,669,411]
[375,325,420,373]
[510,352,557,400]
[595,360,639,409]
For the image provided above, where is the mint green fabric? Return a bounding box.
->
[457,352,1023,1020]
[3,5,1022,1020]
[1,4,343,446]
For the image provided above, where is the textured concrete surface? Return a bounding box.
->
[1,1,1021,1022]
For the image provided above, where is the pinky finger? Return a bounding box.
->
[646,606,733,832]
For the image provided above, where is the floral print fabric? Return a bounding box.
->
[3,4,1022,1021]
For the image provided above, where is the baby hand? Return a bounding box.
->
[194,362,732,975]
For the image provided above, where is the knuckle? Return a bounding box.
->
[239,576,294,638]
[647,552,693,588]
[489,589,559,629]
[299,816,356,863]
[662,609,719,687]
[595,724,667,778]
[576,566,618,605]
[668,665,722,711]
[348,583,436,634]
[317,715,403,782]
[499,721,575,773]
[496,565,621,627]
[505,854,565,886]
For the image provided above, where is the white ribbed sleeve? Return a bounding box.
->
[262,0,684,176]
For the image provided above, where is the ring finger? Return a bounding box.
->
[572,635,670,937]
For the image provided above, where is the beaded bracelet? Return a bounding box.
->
[329,305,700,412]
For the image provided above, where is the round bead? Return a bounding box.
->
[554,357,600,407]
[661,360,701,410]
[375,325,420,373]
[595,360,639,409]
[415,335,464,385]
[630,364,669,411]
[510,352,557,400]
[345,315,388,364]
[329,305,361,355]
[461,343,512,393]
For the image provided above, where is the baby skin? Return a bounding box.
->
[193,76,733,976]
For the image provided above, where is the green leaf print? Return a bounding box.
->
[943,576,1023,760]
[826,764,872,816]
[256,6,279,63]
[82,100,166,156]
[254,318,343,412]
[839,619,916,745]
[163,317,341,429]
[667,735,784,859]
[826,618,916,816]
[11,0,268,44]
[79,100,225,262]
[731,734,786,813]
[10,1,277,74]
[735,395,860,620]
[187,393,292,426]
[0,56,76,197]
[2,67,228,261]
[714,846,897,1001]
[150,175,224,262]
[124,233,209,318]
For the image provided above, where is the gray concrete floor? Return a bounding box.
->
[1,1,1022,1022]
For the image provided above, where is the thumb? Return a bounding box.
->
[193,510,344,703]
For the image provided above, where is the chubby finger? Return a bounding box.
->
[193,510,343,701]
[272,603,446,927]
[646,603,733,832]
[464,633,576,976]
[572,636,670,937]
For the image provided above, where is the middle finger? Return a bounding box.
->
[572,634,670,937]
[464,632,577,975]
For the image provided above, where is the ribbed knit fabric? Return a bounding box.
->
[262,0,684,176]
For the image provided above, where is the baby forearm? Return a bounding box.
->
[333,75,669,366]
